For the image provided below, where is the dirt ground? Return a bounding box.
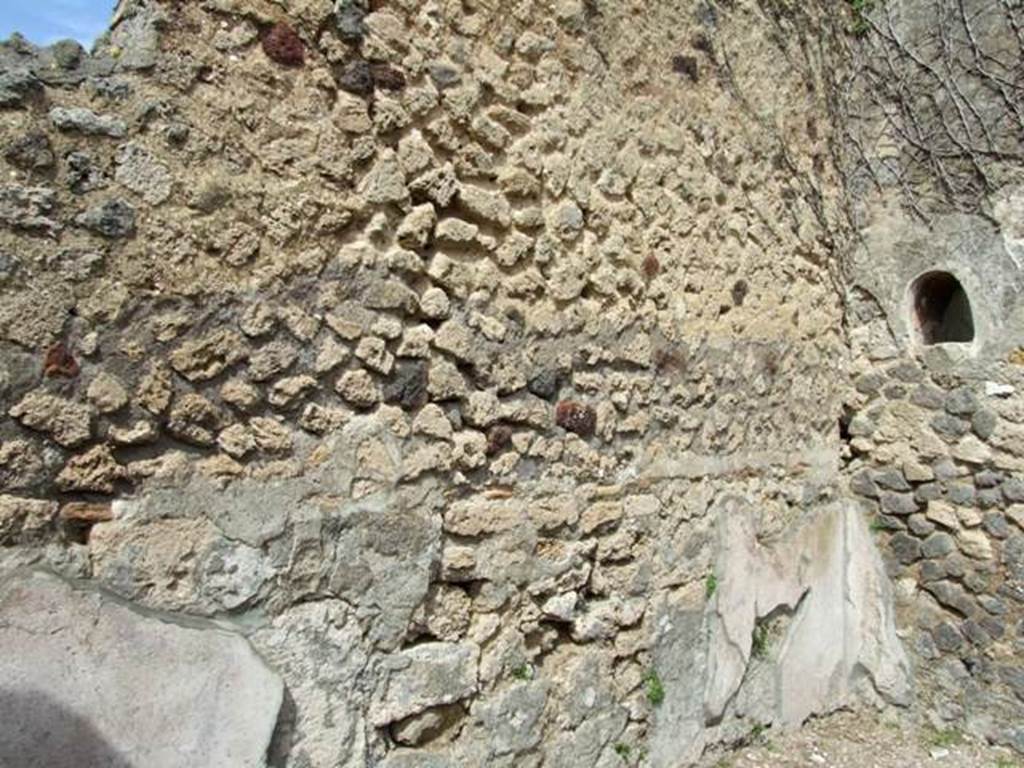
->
[696,710,1023,768]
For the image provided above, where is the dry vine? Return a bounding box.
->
[840,0,1024,219]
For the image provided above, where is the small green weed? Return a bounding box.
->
[928,728,964,748]
[994,757,1020,768]
[613,742,631,758]
[644,668,665,706]
[849,0,877,35]
[705,572,718,599]
[510,663,533,681]
[751,623,770,659]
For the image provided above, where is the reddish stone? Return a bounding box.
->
[370,63,406,91]
[485,424,513,456]
[43,342,79,379]
[59,502,113,523]
[642,254,660,278]
[555,401,596,438]
[262,23,305,67]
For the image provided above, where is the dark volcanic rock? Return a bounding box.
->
[76,200,136,238]
[528,370,560,401]
[335,0,369,42]
[384,362,429,411]
[338,60,374,96]
[4,132,54,170]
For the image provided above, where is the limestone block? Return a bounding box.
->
[356,336,395,374]
[926,501,960,530]
[1008,505,1024,531]
[444,496,523,537]
[397,203,437,249]
[372,641,480,725]
[337,368,381,408]
[474,681,548,756]
[56,445,125,493]
[958,528,994,560]
[167,393,224,446]
[359,148,408,204]
[221,378,261,410]
[248,340,299,382]
[412,404,453,439]
[0,570,282,768]
[269,375,318,407]
[458,184,511,227]
[135,363,173,414]
[702,499,911,731]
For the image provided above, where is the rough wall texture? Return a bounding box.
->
[841,0,1024,756]
[1,0,1012,764]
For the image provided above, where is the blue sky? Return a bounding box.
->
[0,0,116,47]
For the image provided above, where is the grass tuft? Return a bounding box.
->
[644,668,665,706]
[510,663,533,681]
[706,572,718,599]
[849,0,878,35]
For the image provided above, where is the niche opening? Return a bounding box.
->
[910,271,975,345]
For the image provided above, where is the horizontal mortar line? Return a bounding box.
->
[638,444,837,481]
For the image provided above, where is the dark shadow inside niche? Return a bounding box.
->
[911,271,975,345]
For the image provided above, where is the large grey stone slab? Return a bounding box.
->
[704,499,912,727]
[648,499,912,767]
[0,570,282,768]
[646,604,709,768]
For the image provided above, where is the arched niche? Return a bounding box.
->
[910,271,975,345]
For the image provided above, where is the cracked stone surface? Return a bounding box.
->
[0,570,283,768]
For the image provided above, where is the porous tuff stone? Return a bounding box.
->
[0,571,283,768]
[9,391,92,447]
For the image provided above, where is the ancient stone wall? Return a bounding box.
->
[841,0,1024,755]
[0,0,920,765]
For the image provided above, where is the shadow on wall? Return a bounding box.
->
[0,689,133,768]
